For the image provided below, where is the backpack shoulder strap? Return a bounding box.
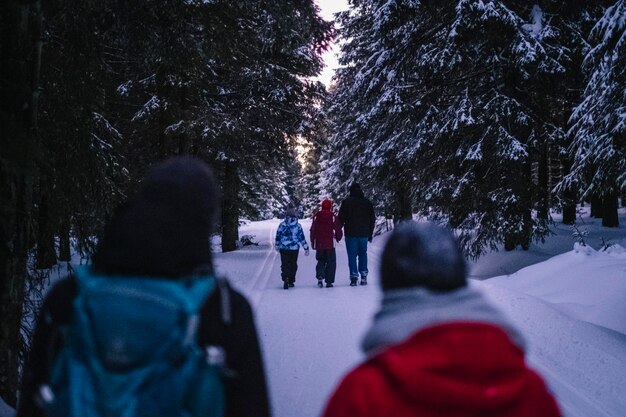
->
[214,276,232,325]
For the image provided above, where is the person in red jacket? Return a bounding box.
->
[322,221,562,417]
[310,199,343,288]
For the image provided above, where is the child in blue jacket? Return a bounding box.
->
[275,204,309,289]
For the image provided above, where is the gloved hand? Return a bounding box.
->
[305,249,310,256]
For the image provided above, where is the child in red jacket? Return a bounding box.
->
[310,199,343,288]
[322,221,562,417]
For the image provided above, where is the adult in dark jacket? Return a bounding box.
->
[310,199,343,287]
[338,183,375,286]
[17,157,271,417]
[322,222,562,417]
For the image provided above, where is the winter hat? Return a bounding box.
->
[93,156,219,278]
[321,199,332,210]
[285,203,298,218]
[349,182,364,197]
[381,221,467,292]
[349,182,361,192]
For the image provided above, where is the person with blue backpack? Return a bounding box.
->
[17,157,271,417]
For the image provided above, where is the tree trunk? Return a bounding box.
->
[560,158,576,225]
[562,187,577,225]
[36,178,57,269]
[58,217,71,262]
[518,161,533,251]
[0,176,31,408]
[504,234,516,251]
[395,183,412,221]
[221,161,240,252]
[178,85,191,154]
[590,194,603,218]
[537,143,550,221]
[157,72,168,159]
[520,207,531,250]
[0,0,42,405]
[602,191,619,227]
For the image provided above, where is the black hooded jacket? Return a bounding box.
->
[338,186,376,238]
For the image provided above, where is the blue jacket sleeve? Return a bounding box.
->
[275,223,283,248]
[297,225,309,250]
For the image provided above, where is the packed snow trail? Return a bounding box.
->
[477,281,626,417]
[215,219,382,417]
[214,219,626,417]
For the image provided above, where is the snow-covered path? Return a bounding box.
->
[478,281,626,417]
[214,218,626,417]
[215,219,382,417]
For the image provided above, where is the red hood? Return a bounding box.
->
[315,210,335,224]
[372,323,552,414]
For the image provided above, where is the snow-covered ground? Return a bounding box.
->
[2,209,625,417]
[470,207,626,279]
[213,210,626,417]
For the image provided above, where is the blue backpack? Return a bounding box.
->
[39,267,227,417]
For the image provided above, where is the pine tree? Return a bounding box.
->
[199,1,332,251]
[323,0,427,216]
[0,0,43,405]
[299,106,331,216]
[39,0,129,265]
[1,0,333,399]
[561,0,626,227]
[94,0,332,250]
[326,0,578,258]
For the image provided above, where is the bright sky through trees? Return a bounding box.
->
[315,0,349,86]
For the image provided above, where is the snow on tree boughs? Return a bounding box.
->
[563,0,626,199]
[325,0,578,258]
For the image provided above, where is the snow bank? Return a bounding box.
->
[0,397,14,417]
[488,244,626,335]
[476,279,626,417]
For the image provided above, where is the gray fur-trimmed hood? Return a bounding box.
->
[361,284,526,356]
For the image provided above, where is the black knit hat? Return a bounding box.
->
[381,221,467,291]
[349,182,364,197]
[93,156,219,278]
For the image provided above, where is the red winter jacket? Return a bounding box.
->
[323,322,562,417]
[310,207,343,250]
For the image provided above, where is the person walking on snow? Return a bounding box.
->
[275,204,309,289]
[338,183,375,286]
[322,221,562,417]
[310,199,343,288]
[18,157,271,417]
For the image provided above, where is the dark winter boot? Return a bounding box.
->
[350,276,358,286]
[283,281,289,290]
[317,277,324,288]
[326,282,333,288]
[360,274,367,286]
[289,281,295,287]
